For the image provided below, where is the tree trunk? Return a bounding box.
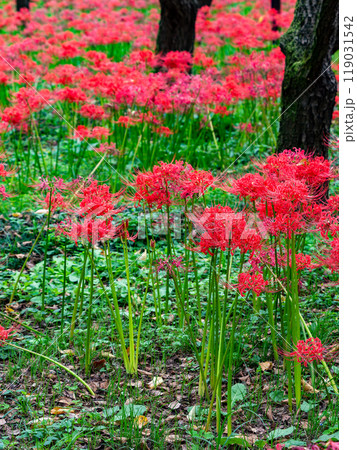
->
[271,0,281,31]
[16,0,30,11]
[277,0,338,160]
[156,0,212,56]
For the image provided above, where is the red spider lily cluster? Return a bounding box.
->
[236,271,268,296]
[0,0,300,138]
[53,179,131,246]
[130,160,215,208]
[287,337,326,367]
[155,256,184,275]
[0,324,16,344]
[0,153,14,199]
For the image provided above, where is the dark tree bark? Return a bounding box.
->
[277,0,339,160]
[271,0,281,31]
[16,0,30,11]
[156,0,212,57]
[271,0,281,11]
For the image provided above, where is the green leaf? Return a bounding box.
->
[231,383,247,407]
[103,406,121,419]
[254,440,267,449]
[112,404,147,421]
[269,390,285,403]
[300,401,316,413]
[313,431,339,443]
[217,435,252,447]
[284,439,307,448]
[267,426,295,440]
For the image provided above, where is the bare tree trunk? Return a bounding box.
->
[16,0,30,11]
[156,0,212,56]
[271,0,281,31]
[277,0,339,160]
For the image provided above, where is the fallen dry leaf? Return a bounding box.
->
[148,376,164,390]
[92,359,106,370]
[168,401,181,410]
[28,417,54,427]
[59,349,75,356]
[101,351,115,359]
[302,379,319,393]
[266,405,274,421]
[259,361,273,371]
[165,434,182,444]
[50,407,73,415]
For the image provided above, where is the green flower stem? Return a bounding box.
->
[122,237,135,374]
[291,233,301,408]
[227,291,239,435]
[85,247,94,376]
[135,254,152,370]
[6,342,95,397]
[0,311,45,337]
[299,314,339,395]
[266,292,278,361]
[171,273,209,400]
[105,242,130,372]
[70,248,89,340]
[215,249,231,432]
[10,219,47,304]
[41,190,52,311]
[60,244,67,335]
[265,264,339,397]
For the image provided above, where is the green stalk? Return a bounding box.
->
[0,312,45,337]
[105,242,130,371]
[265,265,339,396]
[135,255,152,370]
[215,249,231,432]
[60,244,67,335]
[299,314,339,395]
[10,219,47,304]
[85,247,94,376]
[291,233,301,408]
[266,291,278,361]
[70,248,89,339]
[41,190,52,311]
[122,237,135,373]
[6,342,94,396]
[227,292,240,435]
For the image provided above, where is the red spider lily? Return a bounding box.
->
[280,337,326,367]
[130,160,214,209]
[40,191,67,213]
[94,143,120,155]
[221,173,267,201]
[56,216,117,246]
[314,237,339,273]
[0,325,16,344]
[116,219,137,242]
[0,164,15,178]
[155,256,184,276]
[77,180,124,218]
[189,205,261,255]
[236,272,268,297]
[0,185,10,199]
[79,104,108,120]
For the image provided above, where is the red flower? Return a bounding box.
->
[155,256,184,275]
[283,337,326,367]
[236,272,268,296]
[130,161,214,208]
[0,325,16,344]
[190,205,261,255]
[57,217,117,245]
